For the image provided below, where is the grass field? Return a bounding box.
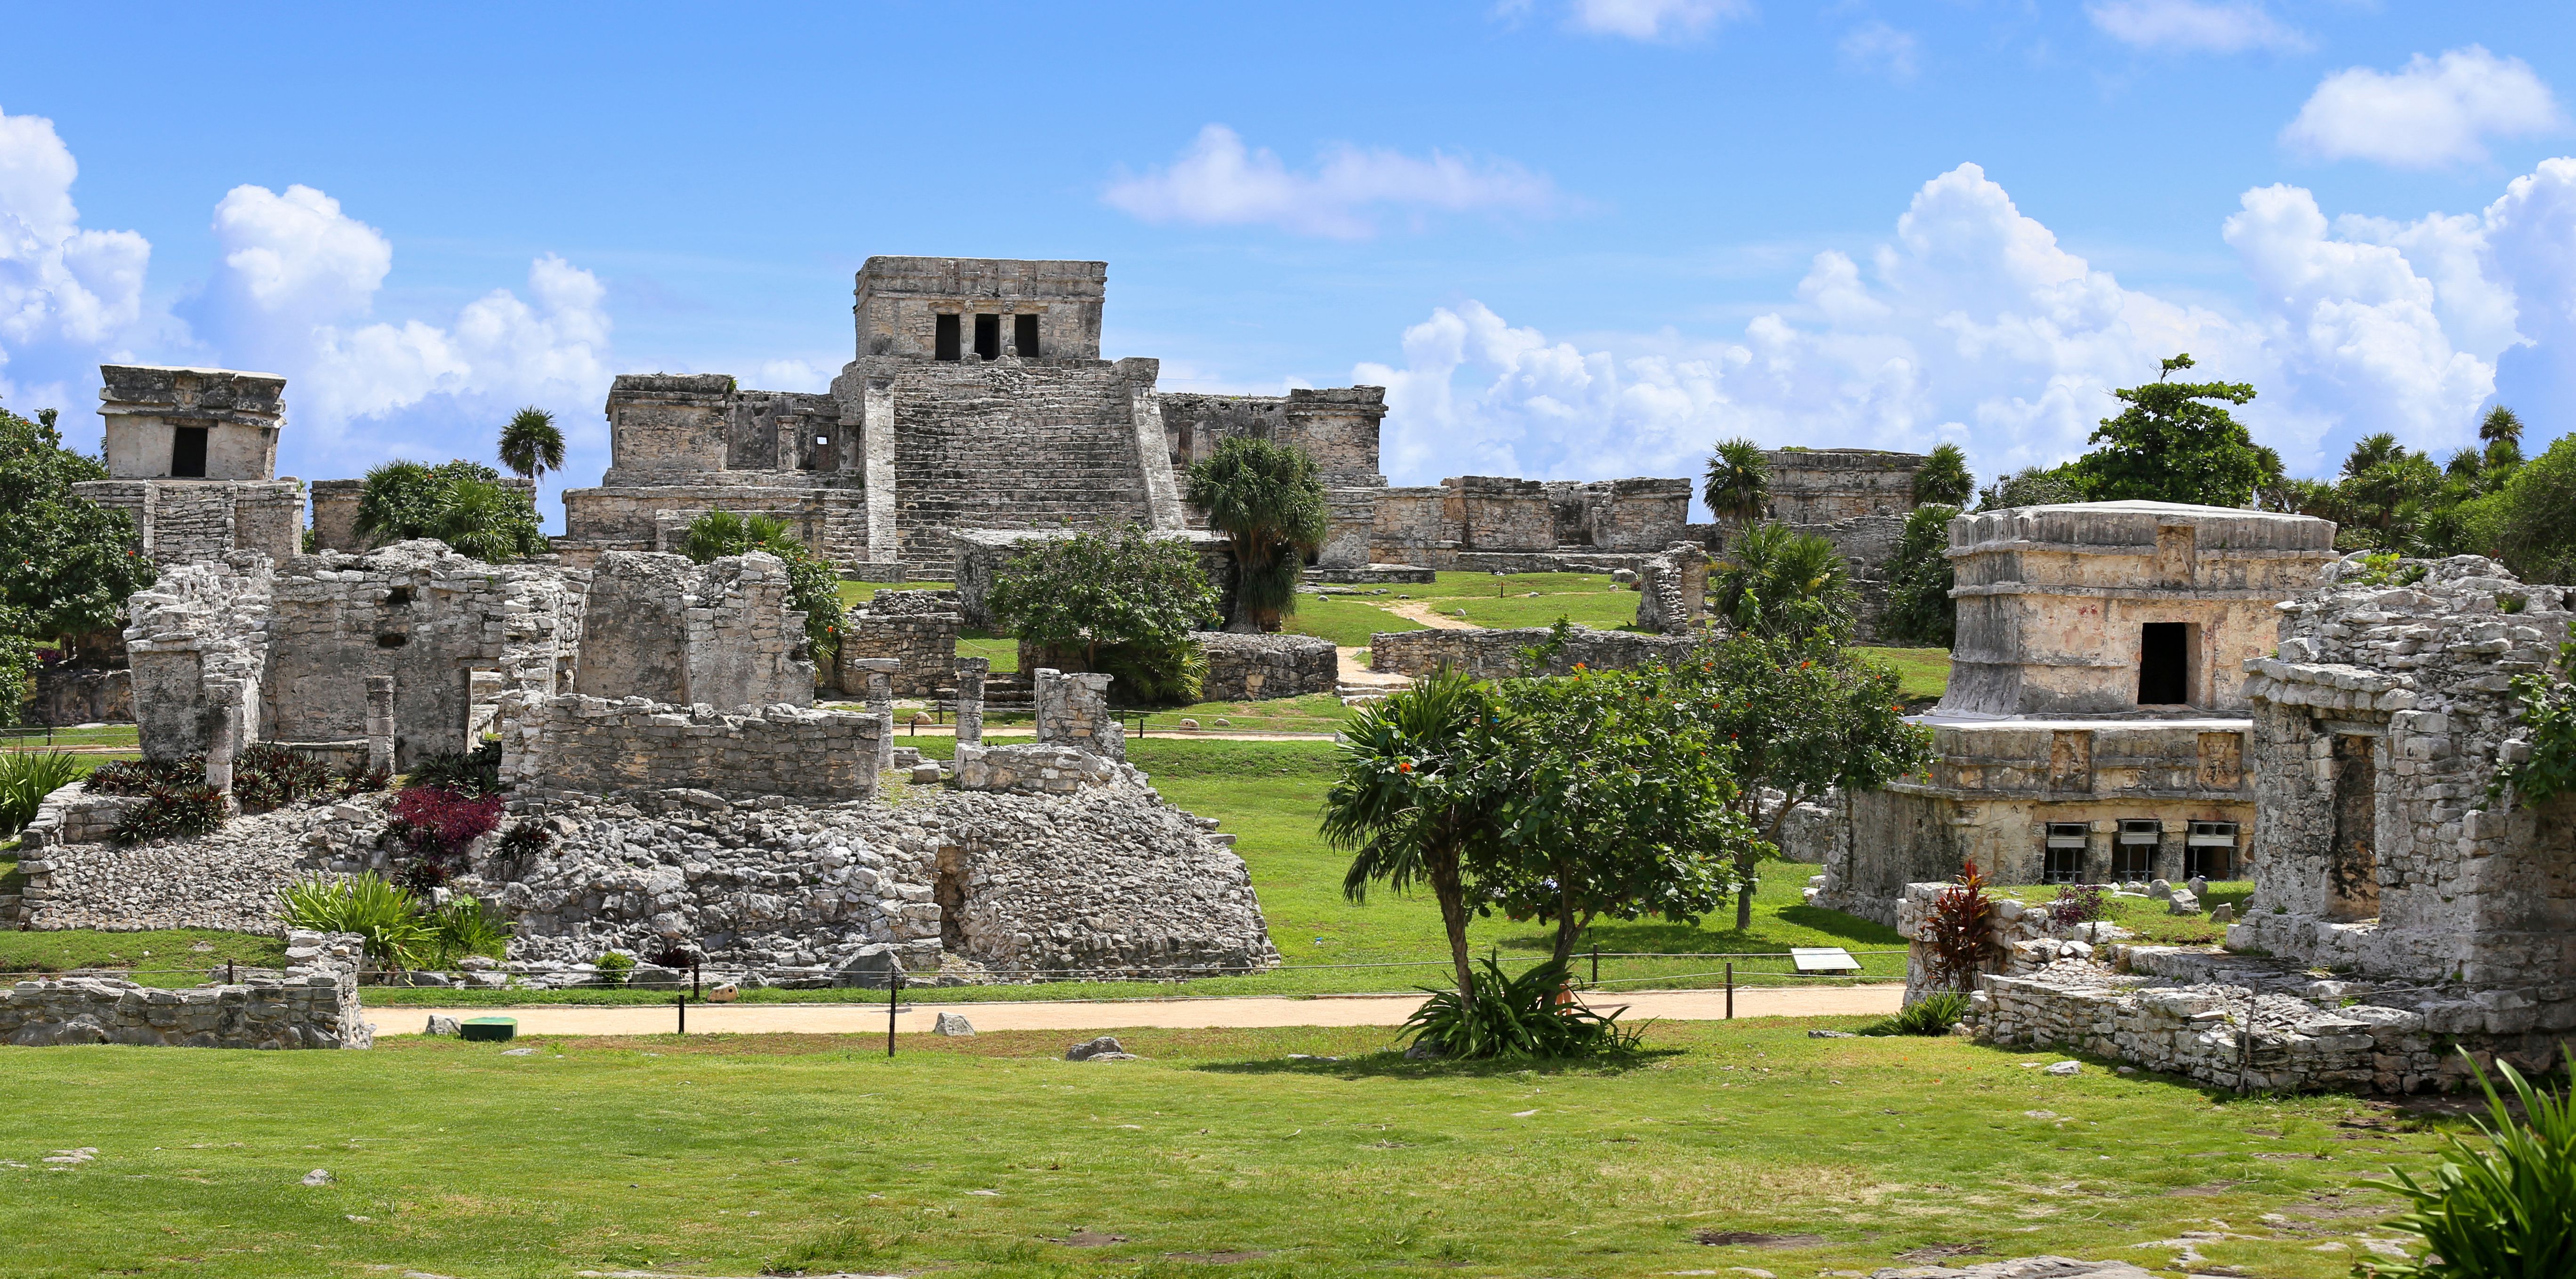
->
[0,1020,2447,1278]
[837,579,958,609]
[1279,593,1423,646]
[1852,646,1953,703]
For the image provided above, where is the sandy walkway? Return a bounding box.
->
[378,984,1899,1037]
[1377,599,1481,630]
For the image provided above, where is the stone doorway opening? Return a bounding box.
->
[2328,733,2380,920]
[2138,622,2191,705]
[973,313,1002,361]
[934,313,962,362]
[2186,820,2238,880]
[1014,314,1041,357]
[170,425,208,478]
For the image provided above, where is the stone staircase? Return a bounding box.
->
[890,363,1154,567]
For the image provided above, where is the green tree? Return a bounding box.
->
[988,525,1219,704]
[1676,635,1934,929]
[354,460,546,563]
[1703,438,1771,525]
[1707,521,1858,643]
[1323,667,1499,1001]
[1479,663,1752,963]
[2073,354,2268,507]
[2467,432,2576,584]
[498,406,566,484]
[1183,437,1327,633]
[2335,433,2444,551]
[1975,463,2085,511]
[1912,443,1974,508]
[0,399,156,654]
[0,603,37,727]
[1879,504,1960,648]
[681,510,845,669]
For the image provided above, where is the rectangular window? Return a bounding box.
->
[1014,313,1040,357]
[973,313,1001,360]
[934,313,961,361]
[2044,823,2087,884]
[2186,820,2238,881]
[169,426,209,478]
[2114,819,2159,880]
[2138,622,2189,705]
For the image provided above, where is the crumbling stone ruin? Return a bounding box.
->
[1755,448,1931,642]
[572,551,816,709]
[1194,632,1337,701]
[834,588,964,697]
[1370,625,1695,679]
[1631,541,1711,635]
[71,365,303,569]
[1812,502,2336,924]
[2,930,370,1050]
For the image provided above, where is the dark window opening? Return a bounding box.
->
[384,586,414,607]
[2186,821,2238,881]
[1014,313,1041,358]
[2113,819,2159,880]
[2044,823,2087,883]
[973,313,1001,360]
[2328,735,2379,920]
[934,314,961,361]
[2138,622,2189,704]
[170,426,209,478]
[375,633,409,648]
[934,848,967,953]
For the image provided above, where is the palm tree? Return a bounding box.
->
[1183,437,1328,632]
[498,406,566,484]
[1709,521,1858,642]
[1322,667,1497,1003]
[1913,443,1975,507]
[2480,405,2524,449]
[1703,438,1771,526]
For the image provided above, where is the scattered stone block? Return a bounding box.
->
[933,1012,974,1036]
[1065,1035,1127,1061]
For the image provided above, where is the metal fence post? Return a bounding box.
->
[886,966,902,1059]
[676,996,686,1036]
[692,961,701,1001]
[1725,963,1734,1020]
[1590,945,1600,988]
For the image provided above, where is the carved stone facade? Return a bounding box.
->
[1748,448,1931,644]
[1813,502,2337,923]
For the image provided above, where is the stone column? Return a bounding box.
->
[2155,818,2188,884]
[852,657,900,773]
[2085,819,2116,884]
[203,680,242,812]
[1035,668,1122,761]
[365,676,396,777]
[953,656,989,747]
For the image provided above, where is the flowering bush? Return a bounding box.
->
[2048,882,2110,930]
[386,785,503,890]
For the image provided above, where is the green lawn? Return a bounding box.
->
[0,1021,2446,1278]
[837,579,957,609]
[1147,694,1354,735]
[1280,593,1422,646]
[1408,570,1624,599]
[960,631,1018,673]
[0,928,286,987]
[1441,591,1642,631]
[2003,880,2255,948]
[1853,646,1952,703]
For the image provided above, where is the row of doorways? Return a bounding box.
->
[2042,819,2239,883]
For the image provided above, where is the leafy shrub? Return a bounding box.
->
[386,785,504,890]
[1917,863,2002,992]
[405,741,500,796]
[594,951,636,987]
[0,750,84,836]
[233,744,333,813]
[86,754,204,796]
[1092,638,1206,707]
[2491,640,2576,810]
[2047,882,2110,929]
[1399,957,1644,1060]
[2364,1046,2576,1278]
[334,762,390,797]
[1859,990,1972,1037]
[496,820,555,858]
[280,872,431,970]
[1880,504,1960,648]
[425,896,509,967]
[991,524,1220,696]
[354,458,546,562]
[111,782,226,845]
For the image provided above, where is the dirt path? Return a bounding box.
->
[379,984,1899,1037]
[1378,599,1481,630]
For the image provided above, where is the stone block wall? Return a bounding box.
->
[125,553,277,761]
[308,478,362,552]
[1161,386,1388,489]
[1368,625,1695,679]
[0,930,371,1050]
[1193,632,1337,701]
[1546,478,1694,550]
[1762,448,1924,525]
[837,591,962,697]
[72,478,303,569]
[574,551,814,710]
[558,483,869,570]
[1033,669,1122,760]
[1631,542,1709,634]
[853,256,1107,362]
[2236,553,2576,988]
[506,696,883,801]
[97,364,285,482]
[1446,476,1555,550]
[955,743,1121,794]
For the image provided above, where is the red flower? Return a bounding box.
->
[1396,760,1414,773]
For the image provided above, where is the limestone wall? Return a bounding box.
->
[1369,625,1695,679]
[853,256,1106,362]
[1631,542,1708,635]
[2236,554,2576,988]
[28,668,129,726]
[837,590,963,698]
[1193,632,1337,701]
[574,551,815,709]
[1,931,371,1050]
[1762,448,1923,525]
[507,696,882,801]
[1033,669,1122,760]
[1161,386,1388,489]
[97,365,285,482]
[72,478,303,568]
[125,554,278,761]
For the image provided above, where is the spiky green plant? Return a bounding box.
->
[1858,990,1971,1037]
[0,750,84,835]
[2363,1047,2576,1278]
[425,896,510,967]
[1913,443,1974,507]
[279,873,433,971]
[1399,956,1643,1060]
[1183,437,1328,632]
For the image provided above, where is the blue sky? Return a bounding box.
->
[4,1,2571,525]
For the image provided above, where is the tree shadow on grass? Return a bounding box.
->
[1193,1046,1687,1080]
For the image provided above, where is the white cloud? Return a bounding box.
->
[2087,0,2308,54]
[197,183,612,474]
[0,104,153,408]
[1838,22,1920,83]
[1105,125,1564,240]
[1564,0,1750,41]
[2283,46,2564,168]
[756,358,833,392]
[1363,160,2576,491]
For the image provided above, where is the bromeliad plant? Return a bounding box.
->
[1398,957,1644,1061]
[1918,862,2004,992]
[2363,1046,2576,1279]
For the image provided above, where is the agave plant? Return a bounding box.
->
[279,873,433,971]
[2365,1046,2576,1278]
[1399,956,1643,1060]
[0,751,85,835]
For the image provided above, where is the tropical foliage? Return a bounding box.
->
[1398,956,1644,1060]
[2070,354,2270,508]
[0,399,155,662]
[278,872,510,971]
[1975,463,2084,511]
[1707,521,1860,644]
[1323,666,1494,1002]
[1912,443,1974,507]
[1880,503,1960,648]
[498,405,566,483]
[989,524,1219,705]
[1183,437,1327,632]
[680,510,845,669]
[0,750,84,836]
[2364,1046,2576,1279]
[2491,641,2576,811]
[1702,437,1771,525]
[354,459,547,562]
